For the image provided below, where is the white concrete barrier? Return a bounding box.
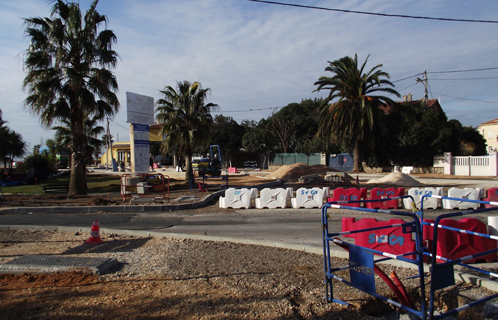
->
[291,187,330,209]
[401,166,414,174]
[219,188,258,209]
[255,188,293,209]
[403,187,444,210]
[442,187,483,210]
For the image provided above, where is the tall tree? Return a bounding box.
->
[7,131,27,168]
[292,98,324,154]
[363,100,450,167]
[23,0,119,195]
[0,110,27,168]
[269,106,300,153]
[446,120,487,156]
[242,119,278,168]
[155,81,218,184]
[265,99,324,154]
[208,115,245,167]
[45,139,57,157]
[313,54,400,172]
[0,109,10,167]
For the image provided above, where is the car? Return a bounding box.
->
[243,161,258,169]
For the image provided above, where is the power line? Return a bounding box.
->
[393,68,498,83]
[430,91,498,104]
[246,0,498,24]
[218,106,282,113]
[429,77,498,81]
[397,82,418,92]
[111,119,129,130]
[428,67,498,74]
[392,73,424,83]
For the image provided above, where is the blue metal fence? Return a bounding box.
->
[322,195,498,320]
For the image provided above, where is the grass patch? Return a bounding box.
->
[1,174,122,194]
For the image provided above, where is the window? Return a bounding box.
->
[118,151,127,162]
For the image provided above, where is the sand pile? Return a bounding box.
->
[365,172,424,187]
[269,163,353,182]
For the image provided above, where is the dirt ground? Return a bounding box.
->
[0,169,357,208]
[2,230,494,320]
[1,168,498,319]
[0,174,277,208]
[2,165,491,208]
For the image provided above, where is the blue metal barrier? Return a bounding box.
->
[322,195,498,320]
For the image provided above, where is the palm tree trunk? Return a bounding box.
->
[184,155,193,185]
[68,108,87,195]
[69,152,87,195]
[352,139,364,173]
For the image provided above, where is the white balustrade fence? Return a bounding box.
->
[441,152,498,177]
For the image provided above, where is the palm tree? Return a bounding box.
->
[7,131,27,168]
[313,54,400,172]
[0,109,27,168]
[23,0,119,195]
[53,114,105,169]
[155,81,218,184]
[0,126,13,168]
[0,109,9,166]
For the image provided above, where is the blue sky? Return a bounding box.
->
[1,0,497,152]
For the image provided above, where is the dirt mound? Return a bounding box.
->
[84,197,115,206]
[365,172,424,187]
[269,163,352,182]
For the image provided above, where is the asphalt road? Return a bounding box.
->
[0,209,327,247]
[1,174,498,247]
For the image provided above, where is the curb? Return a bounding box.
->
[0,179,283,214]
[0,190,224,214]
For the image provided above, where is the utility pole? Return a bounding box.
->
[106,117,110,170]
[416,71,428,109]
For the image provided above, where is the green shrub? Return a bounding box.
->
[23,154,57,173]
[12,162,26,175]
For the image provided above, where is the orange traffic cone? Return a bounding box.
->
[85,220,103,244]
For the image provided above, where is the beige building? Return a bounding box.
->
[478,118,498,153]
[100,124,163,168]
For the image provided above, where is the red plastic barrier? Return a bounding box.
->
[328,188,367,207]
[228,167,238,174]
[342,217,416,259]
[366,187,405,209]
[424,218,497,263]
[484,188,498,208]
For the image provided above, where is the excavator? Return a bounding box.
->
[197,145,222,176]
